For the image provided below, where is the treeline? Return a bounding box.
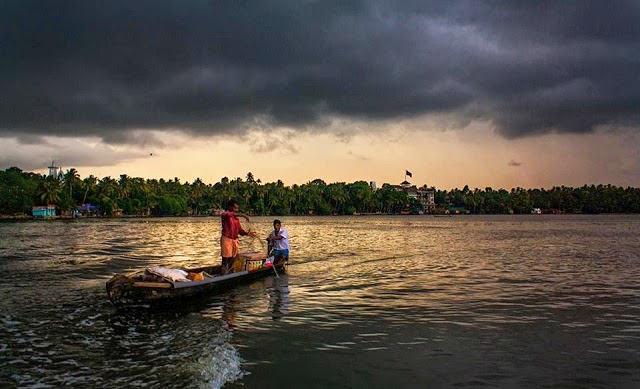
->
[442,185,640,214]
[1,167,639,216]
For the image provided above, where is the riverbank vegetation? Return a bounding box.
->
[1,167,639,217]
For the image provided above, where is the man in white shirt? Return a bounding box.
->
[267,219,289,264]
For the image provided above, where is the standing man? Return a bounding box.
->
[220,199,256,274]
[267,219,289,264]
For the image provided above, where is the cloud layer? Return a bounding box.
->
[1,1,638,143]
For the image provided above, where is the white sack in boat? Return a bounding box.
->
[146,266,189,282]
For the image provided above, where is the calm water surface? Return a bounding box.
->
[1,215,640,388]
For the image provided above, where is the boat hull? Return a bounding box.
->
[106,263,286,306]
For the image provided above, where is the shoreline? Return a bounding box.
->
[1,212,636,221]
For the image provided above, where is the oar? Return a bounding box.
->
[270,256,280,278]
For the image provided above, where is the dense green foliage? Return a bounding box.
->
[1,167,639,216]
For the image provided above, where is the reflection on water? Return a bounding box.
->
[1,215,640,388]
[264,276,291,321]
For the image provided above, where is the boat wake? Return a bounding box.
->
[193,329,246,389]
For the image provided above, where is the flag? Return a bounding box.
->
[405,170,412,178]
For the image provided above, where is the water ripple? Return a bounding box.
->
[2,215,640,387]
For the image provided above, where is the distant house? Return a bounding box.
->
[392,180,437,213]
[32,205,56,218]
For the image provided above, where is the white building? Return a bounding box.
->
[394,180,436,213]
[47,161,63,179]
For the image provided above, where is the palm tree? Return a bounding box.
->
[304,180,326,215]
[253,182,266,214]
[63,168,81,202]
[37,177,61,205]
[118,174,131,199]
[325,183,347,214]
[347,181,371,213]
[219,177,233,204]
[130,177,151,215]
[81,175,98,205]
[190,178,206,215]
[97,176,118,201]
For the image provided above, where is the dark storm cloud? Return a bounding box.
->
[0,0,638,143]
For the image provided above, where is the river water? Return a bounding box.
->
[1,215,640,388]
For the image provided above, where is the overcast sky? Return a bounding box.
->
[1,1,639,189]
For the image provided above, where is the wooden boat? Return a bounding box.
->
[106,252,286,306]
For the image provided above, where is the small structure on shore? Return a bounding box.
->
[78,203,100,216]
[32,205,56,218]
